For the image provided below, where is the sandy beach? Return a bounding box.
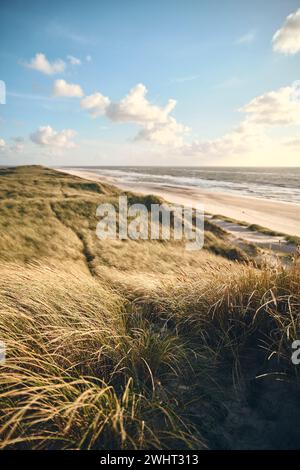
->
[59,169,300,238]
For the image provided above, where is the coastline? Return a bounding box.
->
[57,168,300,238]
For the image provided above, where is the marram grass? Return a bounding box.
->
[0,166,300,449]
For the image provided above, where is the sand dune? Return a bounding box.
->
[58,169,300,238]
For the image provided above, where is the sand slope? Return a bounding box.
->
[58,169,300,238]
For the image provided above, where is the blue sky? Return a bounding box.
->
[0,0,300,165]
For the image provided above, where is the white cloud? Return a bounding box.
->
[105,83,188,146]
[135,118,188,146]
[53,79,84,98]
[236,30,256,44]
[181,82,300,160]
[106,83,176,124]
[0,137,24,155]
[81,83,188,146]
[79,81,299,154]
[24,53,66,75]
[182,121,262,158]
[241,83,300,126]
[67,55,81,66]
[273,8,300,54]
[81,92,111,117]
[30,125,76,148]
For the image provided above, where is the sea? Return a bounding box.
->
[65,166,300,205]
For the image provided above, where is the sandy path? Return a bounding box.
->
[209,217,293,254]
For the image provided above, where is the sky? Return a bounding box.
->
[0,0,300,166]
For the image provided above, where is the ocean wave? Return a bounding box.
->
[71,166,300,204]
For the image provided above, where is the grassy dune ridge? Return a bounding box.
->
[0,166,299,449]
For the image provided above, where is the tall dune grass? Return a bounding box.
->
[0,260,299,449]
[0,166,300,449]
[0,264,203,449]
